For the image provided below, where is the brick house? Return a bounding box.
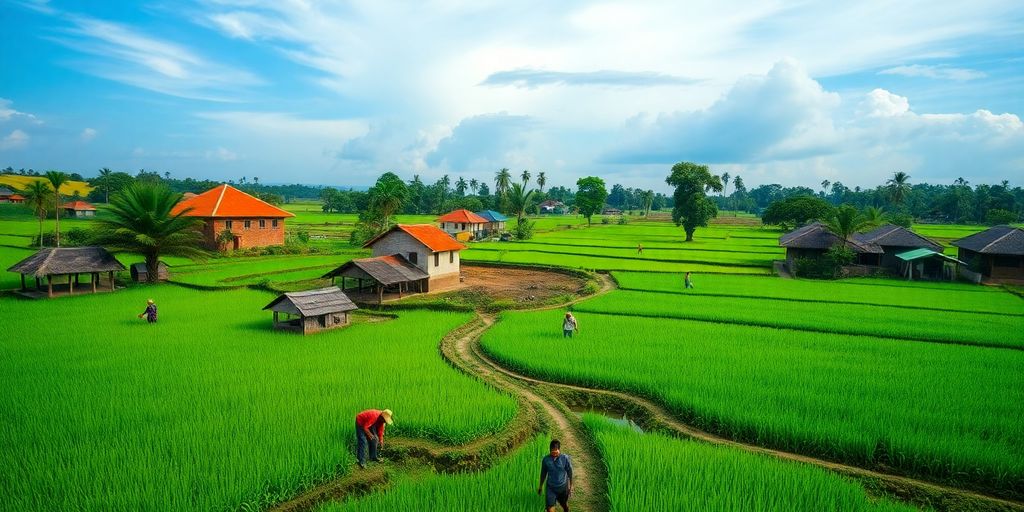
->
[362,224,466,291]
[171,184,294,251]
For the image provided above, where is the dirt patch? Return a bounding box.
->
[459,264,586,303]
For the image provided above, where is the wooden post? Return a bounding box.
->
[273,311,279,327]
[398,281,403,298]
[75,273,80,286]
[20,273,26,291]
[68,274,74,295]
[92,272,98,293]
[378,285,383,305]
[35,276,41,289]
[47,275,53,298]
[109,271,115,291]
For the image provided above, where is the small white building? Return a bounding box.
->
[362,224,466,291]
[437,209,489,240]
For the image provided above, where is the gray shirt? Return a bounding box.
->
[541,454,573,489]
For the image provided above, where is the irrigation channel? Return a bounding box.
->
[272,273,1024,512]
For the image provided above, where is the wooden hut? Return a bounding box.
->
[7,246,125,298]
[263,287,358,335]
[130,261,170,282]
[852,224,944,271]
[952,225,1024,282]
[778,222,883,271]
[323,254,429,305]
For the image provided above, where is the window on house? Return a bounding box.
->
[225,220,233,229]
[450,251,454,264]
[244,220,251,229]
[461,223,466,230]
[408,252,418,264]
[272,219,279,228]
[434,252,440,267]
[259,219,266,229]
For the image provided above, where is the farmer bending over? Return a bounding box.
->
[138,299,157,323]
[355,408,393,469]
[538,439,573,512]
[562,312,578,338]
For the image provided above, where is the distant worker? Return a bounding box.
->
[684,272,694,290]
[355,408,393,469]
[538,439,573,512]
[637,243,643,254]
[138,299,157,323]
[563,312,578,338]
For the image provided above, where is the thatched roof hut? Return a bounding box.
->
[952,225,1024,281]
[263,286,358,335]
[323,254,430,304]
[8,246,125,297]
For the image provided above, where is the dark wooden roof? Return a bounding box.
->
[263,286,358,317]
[322,254,429,285]
[0,187,15,196]
[778,222,883,254]
[952,225,1024,255]
[853,224,943,251]
[8,247,127,276]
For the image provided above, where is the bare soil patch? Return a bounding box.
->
[459,264,586,302]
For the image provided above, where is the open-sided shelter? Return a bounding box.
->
[8,246,125,298]
[438,209,488,240]
[895,248,965,281]
[952,225,1024,282]
[171,184,294,251]
[263,286,358,335]
[323,254,429,304]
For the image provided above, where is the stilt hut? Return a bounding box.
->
[7,246,125,298]
[263,286,358,335]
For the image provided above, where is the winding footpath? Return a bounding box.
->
[274,272,1023,512]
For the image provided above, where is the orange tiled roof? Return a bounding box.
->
[363,224,466,252]
[171,184,294,218]
[61,200,96,210]
[8,194,25,200]
[437,209,489,224]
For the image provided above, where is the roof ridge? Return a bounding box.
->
[978,227,1018,253]
[211,184,228,217]
[38,247,58,274]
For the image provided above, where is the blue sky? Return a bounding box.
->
[1,0,1022,192]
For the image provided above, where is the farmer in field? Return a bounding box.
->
[637,243,643,254]
[138,299,157,323]
[684,272,694,290]
[354,408,393,469]
[538,439,573,512]
[563,312,578,338]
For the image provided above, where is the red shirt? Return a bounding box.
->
[355,409,386,444]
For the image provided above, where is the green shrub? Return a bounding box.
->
[793,246,854,279]
[514,219,534,240]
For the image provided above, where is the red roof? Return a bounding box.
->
[363,224,467,252]
[437,209,488,224]
[171,184,294,218]
[8,194,25,200]
[61,200,96,211]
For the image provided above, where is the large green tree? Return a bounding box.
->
[44,171,70,247]
[22,180,53,248]
[666,162,722,241]
[886,171,911,207]
[367,172,410,227]
[95,183,207,281]
[575,176,608,226]
[761,195,834,230]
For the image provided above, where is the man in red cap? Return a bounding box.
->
[354,409,393,468]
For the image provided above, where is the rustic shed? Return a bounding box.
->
[895,248,965,281]
[778,222,883,271]
[130,261,170,282]
[323,254,429,304]
[952,225,1024,282]
[263,286,358,335]
[7,246,125,298]
[852,224,943,270]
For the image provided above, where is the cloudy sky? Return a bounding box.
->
[2,0,1022,192]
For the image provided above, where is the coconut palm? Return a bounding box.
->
[641,190,655,216]
[506,182,535,223]
[494,168,512,212]
[824,205,873,248]
[721,172,730,197]
[97,168,113,203]
[520,169,531,187]
[886,172,911,206]
[862,206,885,228]
[23,180,53,248]
[536,172,547,194]
[469,178,479,194]
[821,180,830,195]
[455,177,468,197]
[369,175,410,227]
[44,171,69,247]
[95,183,207,282]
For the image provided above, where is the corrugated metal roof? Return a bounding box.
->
[263,286,358,317]
[8,247,127,276]
[895,248,966,264]
[476,210,508,222]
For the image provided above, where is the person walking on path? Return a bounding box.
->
[562,312,578,338]
[538,439,573,512]
[138,299,158,323]
[684,272,694,290]
[636,243,643,254]
[355,409,393,469]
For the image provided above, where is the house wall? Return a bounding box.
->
[441,221,485,238]
[987,254,1024,280]
[200,217,287,250]
[371,230,430,272]
[300,312,349,335]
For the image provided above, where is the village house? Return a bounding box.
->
[171,184,294,251]
[852,224,944,269]
[779,223,957,277]
[539,199,566,214]
[952,225,1024,282]
[61,200,96,217]
[778,222,883,271]
[263,286,358,335]
[475,210,508,237]
[437,209,488,240]
[0,187,25,203]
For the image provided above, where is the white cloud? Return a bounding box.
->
[80,127,98,141]
[879,64,987,81]
[0,98,42,124]
[860,89,910,117]
[1,130,30,150]
[425,112,540,171]
[205,147,238,161]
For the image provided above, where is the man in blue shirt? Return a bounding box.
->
[538,439,573,511]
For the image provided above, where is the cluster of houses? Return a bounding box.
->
[779,222,1024,282]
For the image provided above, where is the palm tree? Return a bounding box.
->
[494,168,512,212]
[536,172,547,194]
[95,183,207,282]
[721,172,730,197]
[45,171,69,247]
[862,206,885,227]
[455,177,468,197]
[641,190,655,216]
[886,172,911,206]
[98,168,113,203]
[821,180,830,195]
[506,183,535,223]
[469,178,479,194]
[23,180,53,248]
[520,169,531,187]
[369,178,410,227]
[954,177,969,187]
[824,205,873,248]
